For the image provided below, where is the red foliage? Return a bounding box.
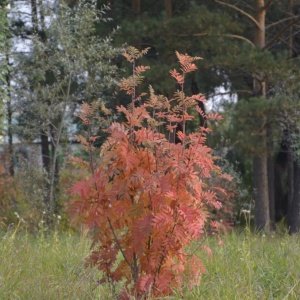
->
[69,46,231,299]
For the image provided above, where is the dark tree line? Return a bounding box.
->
[95,0,300,233]
[1,0,300,232]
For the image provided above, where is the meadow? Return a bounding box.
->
[0,226,299,300]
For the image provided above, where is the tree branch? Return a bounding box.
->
[221,34,255,47]
[48,74,72,214]
[266,15,300,29]
[264,16,300,50]
[107,217,134,273]
[214,0,261,29]
[182,32,255,47]
[263,0,274,10]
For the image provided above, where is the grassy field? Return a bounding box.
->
[0,227,299,300]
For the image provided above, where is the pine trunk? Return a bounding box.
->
[252,0,270,230]
[286,0,300,233]
[164,0,172,18]
[289,162,300,234]
[287,151,295,229]
[253,146,270,230]
[267,154,276,230]
[252,141,270,230]
[288,0,294,58]
[132,0,141,16]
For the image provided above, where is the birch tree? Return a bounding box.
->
[15,0,120,223]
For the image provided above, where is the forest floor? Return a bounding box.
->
[0,227,299,299]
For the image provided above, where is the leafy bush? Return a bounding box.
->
[8,161,49,231]
[0,158,58,232]
[69,47,231,299]
[0,164,16,229]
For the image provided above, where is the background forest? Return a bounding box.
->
[1,0,300,299]
[1,0,300,233]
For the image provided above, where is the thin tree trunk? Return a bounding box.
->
[40,129,52,224]
[267,142,276,230]
[40,131,50,172]
[48,72,72,216]
[286,0,300,233]
[32,0,54,220]
[289,162,300,234]
[31,0,38,34]
[38,0,47,42]
[38,0,46,30]
[7,102,14,176]
[6,58,14,177]
[288,0,294,58]
[253,0,270,231]
[287,151,295,230]
[49,108,68,216]
[253,143,270,230]
[164,0,172,18]
[32,0,50,174]
[49,122,60,213]
[132,0,141,16]
[107,0,115,17]
[3,5,14,176]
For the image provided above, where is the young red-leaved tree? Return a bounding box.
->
[69,47,231,299]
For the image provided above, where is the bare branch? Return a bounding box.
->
[221,34,255,47]
[181,32,255,47]
[266,15,300,29]
[264,16,300,50]
[263,0,274,10]
[107,217,134,272]
[214,0,261,29]
[49,121,58,132]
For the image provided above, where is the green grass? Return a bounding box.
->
[182,230,300,300]
[1,227,300,299]
[0,228,114,300]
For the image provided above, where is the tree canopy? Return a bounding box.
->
[1,0,300,232]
